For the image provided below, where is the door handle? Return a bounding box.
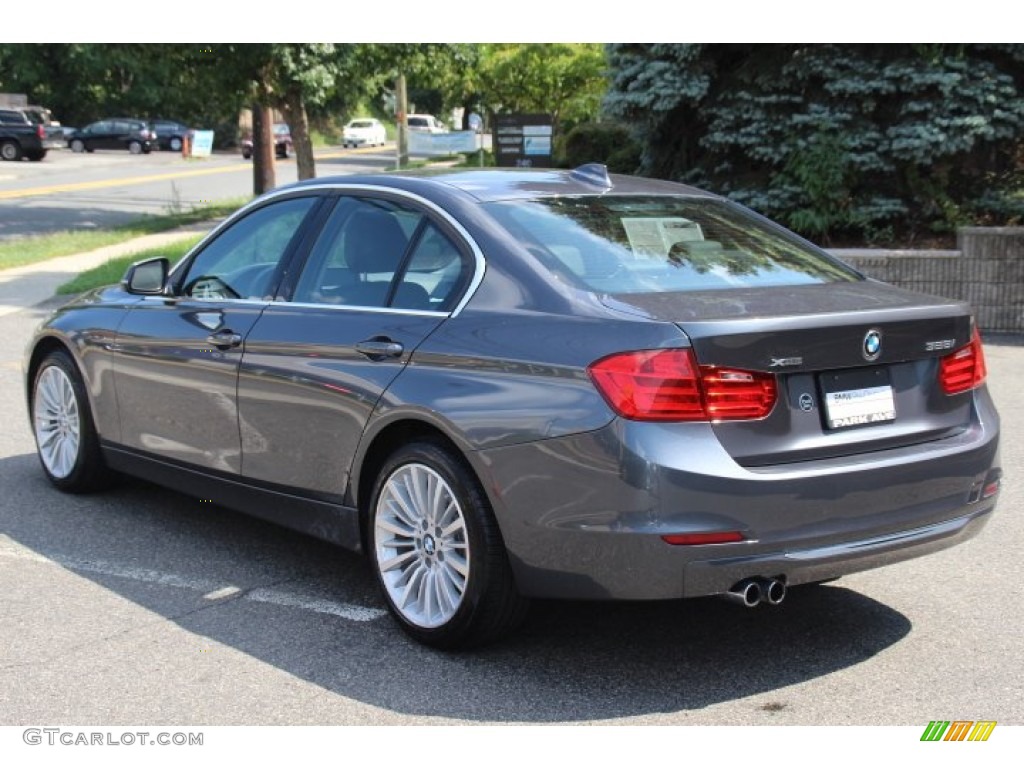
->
[206,330,243,349]
[355,339,404,360]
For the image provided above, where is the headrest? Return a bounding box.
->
[344,209,409,274]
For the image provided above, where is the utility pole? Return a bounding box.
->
[396,74,408,170]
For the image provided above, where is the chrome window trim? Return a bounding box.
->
[178,183,487,318]
[174,298,269,307]
[270,301,448,318]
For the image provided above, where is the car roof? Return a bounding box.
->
[288,166,715,203]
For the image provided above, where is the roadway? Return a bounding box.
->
[0,306,1020,725]
[0,145,396,239]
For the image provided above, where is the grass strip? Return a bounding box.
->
[0,197,246,271]
[56,236,202,295]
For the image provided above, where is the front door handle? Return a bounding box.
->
[206,330,243,349]
[355,339,404,360]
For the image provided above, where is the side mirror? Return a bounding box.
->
[122,257,169,295]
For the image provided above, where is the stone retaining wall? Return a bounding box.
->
[830,227,1024,333]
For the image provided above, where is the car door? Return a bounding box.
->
[83,121,109,150]
[236,193,475,499]
[112,194,322,473]
[101,120,127,150]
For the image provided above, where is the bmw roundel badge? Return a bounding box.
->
[863,329,882,361]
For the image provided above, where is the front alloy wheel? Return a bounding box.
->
[31,350,112,492]
[34,364,81,480]
[370,442,528,649]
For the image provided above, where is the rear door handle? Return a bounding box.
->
[206,330,243,349]
[355,339,404,360]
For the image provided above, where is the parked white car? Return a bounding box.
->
[342,118,387,148]
[407,114,448,133]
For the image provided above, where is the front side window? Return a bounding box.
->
[485,196,860,294]
[179,197,317,300]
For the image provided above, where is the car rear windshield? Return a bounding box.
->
[484,196,860,293]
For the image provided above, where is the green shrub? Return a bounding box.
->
[604,44,1024,242]
[558,122,642,173]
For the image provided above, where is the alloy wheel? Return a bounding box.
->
[33,365,81,479]
[374,463,470,629]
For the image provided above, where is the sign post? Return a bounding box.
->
[468,112,483,166]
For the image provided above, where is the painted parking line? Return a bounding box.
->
[0,541,386,622]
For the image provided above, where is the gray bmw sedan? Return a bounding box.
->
[25,165,1001,648]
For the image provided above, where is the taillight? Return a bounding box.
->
[588,348,777,422]
[36,125,45,139]
[939,328,987,395]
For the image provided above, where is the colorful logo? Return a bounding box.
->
[862,329,882,361]
[920,721,996,742]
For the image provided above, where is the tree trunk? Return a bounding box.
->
[281,86,315,181]
[252,102,276,195]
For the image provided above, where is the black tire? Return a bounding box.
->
[128,140,143,155]
[70,139,85,153]
[26,150,47,161]
[1,140,23,161]
[241,148,252,159]
[369,441,528,649]
[30,349,114,493]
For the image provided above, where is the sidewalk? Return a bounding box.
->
[0,223,213,319]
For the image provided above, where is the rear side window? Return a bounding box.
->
[293,197,471,312]
[484,196,860,294]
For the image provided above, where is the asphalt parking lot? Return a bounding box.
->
[0,281,1021,724]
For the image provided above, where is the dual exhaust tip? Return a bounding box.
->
[723,577,786,608]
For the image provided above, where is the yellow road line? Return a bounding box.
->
[0,163,250,201]
[0,145,388,202]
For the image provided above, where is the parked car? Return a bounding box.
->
[151,119,190,152]
[67,119,158,154]
[406,114,448,133]
[25,165,1001,649]
[241,123,291,159]
[0,106,66,161]
[342,118,387,148]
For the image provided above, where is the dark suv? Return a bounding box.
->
[0,107,66,161]
[68,119,158,154]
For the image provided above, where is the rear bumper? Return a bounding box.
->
[683,505,993,595]
[477,388,1000,600]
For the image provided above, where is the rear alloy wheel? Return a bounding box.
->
[32,350,113,493]
[169,137,182,152]
[128,140,143,154]
[370,442,528,649]
[70,139,85,153]
[1,140,22,161]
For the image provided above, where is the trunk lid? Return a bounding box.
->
[603,281,976,466]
